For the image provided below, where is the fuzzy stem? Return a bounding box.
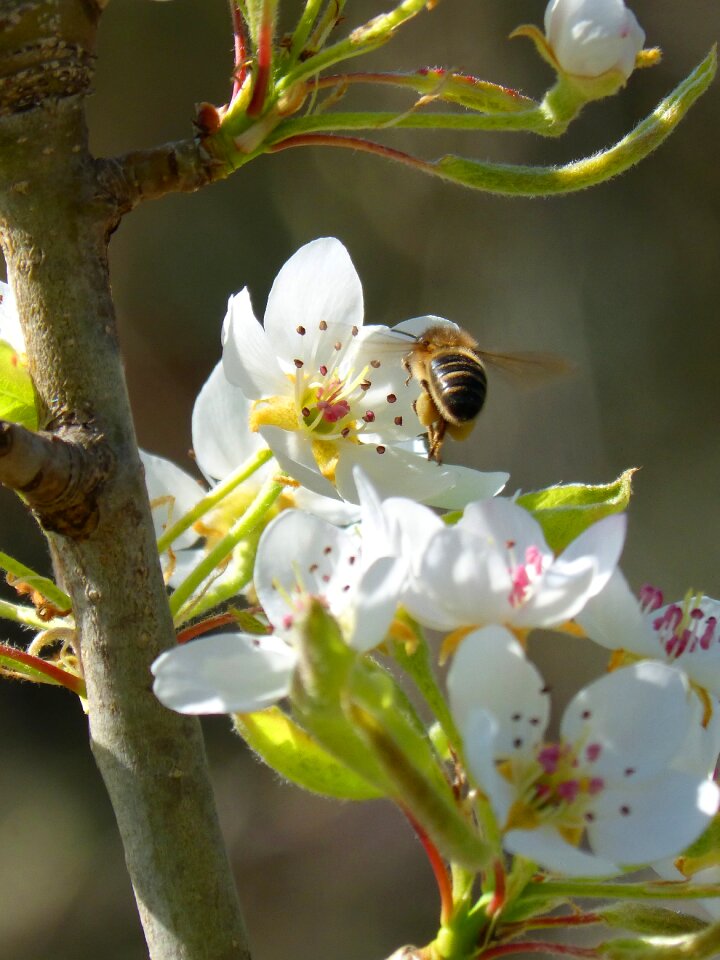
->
[0,550,71,611]
[169,476,284,619]
[0,641,86,695]
[156,448,273,553]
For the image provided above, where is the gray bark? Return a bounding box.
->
[0,1,249,957]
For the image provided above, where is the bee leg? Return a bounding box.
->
[402,357,413,386]
[428,420,447,463]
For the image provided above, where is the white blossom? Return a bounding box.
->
[152,507,403,714]
[544,0,645,79]
[410,496,625,633]
[448,627,720,876]
[221,237,508,506]
[578,571,720,699]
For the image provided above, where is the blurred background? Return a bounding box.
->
[1,0,719,957]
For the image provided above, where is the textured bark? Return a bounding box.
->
[0,1,250,957]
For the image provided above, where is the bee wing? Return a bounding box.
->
[475,349,574,384]
[360,316,463,356]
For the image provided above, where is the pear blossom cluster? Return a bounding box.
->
[142,235,720,886]
[1,0,719,954]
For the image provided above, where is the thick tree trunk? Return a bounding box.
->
[0,2,249,957]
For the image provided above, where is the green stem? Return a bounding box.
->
[275,0,429,95]
[521,878,720,904]
[168,477,283,619]
[0,550,72,610]
[312,71,537,113]
[156,448,273,554]
[289,0,325,62]
[0,596,69,631]
[270,108,551,138]
[390,611,463,751]
[306,0,347,57]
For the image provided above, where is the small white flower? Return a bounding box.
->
[221,237,508,506]
[0,280,25,354]
[151,507,403,714]
[578,571,720,699]
[544,0,645,79]
[142,361,362,591]
[410,497,625,634]
[448,627,720,876]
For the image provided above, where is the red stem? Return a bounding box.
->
[515,914,603,930]
[247,7,273,117]
[230,1,249,100]
[403,807,454,925]
[0,642,86,697]
[480,942,599,960]
[486,860,506,917]
[269,133,435,175]
[175,611,239,644]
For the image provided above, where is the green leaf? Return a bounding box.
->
[233,706,383,801]
[600,903,706,936]
[0,340,38,429]
[517,469,635,553]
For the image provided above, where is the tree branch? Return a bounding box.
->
[0,1,250,957]
[101,136,233,214]
[0,420,110,536]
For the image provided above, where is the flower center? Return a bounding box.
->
[648,587,718,658]
[507,543,548,608]
[296,360,376,441]
[503,736,606,839]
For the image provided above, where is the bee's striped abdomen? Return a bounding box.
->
[428,351,487,424]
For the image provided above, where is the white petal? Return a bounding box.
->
[221,288,286,399]
[577,569,656,655]
[459,497,550,555]
[140,450,205,548]
[588,774,719,865]
[462,707,514,823]
[561,662,692,781]
[192,361,267,483]
[258,426,340,500]
[335,443,455,504]
[552,513,626,603]
[350,556,404,652]
[447,626,549,754]
[263,238,364,362]
[151,633,296,714]
[419,526,514,627]
[428,466,509,510]
[505,825,621,877]
[516,513,626,628]
[392,315,462,340]
[289,485,361,525]
[254,510,359,626]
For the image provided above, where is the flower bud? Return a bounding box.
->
[544,0,645,80]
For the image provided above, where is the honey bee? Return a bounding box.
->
[401,322,568,463]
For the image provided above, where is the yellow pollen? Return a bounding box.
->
[439,625,478,664]
[558,825,584,847]
[311,438,339,484]
[250,395,299,432]
[691,682,715,728]
[504,799,541,832]
[556,620,587,638]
